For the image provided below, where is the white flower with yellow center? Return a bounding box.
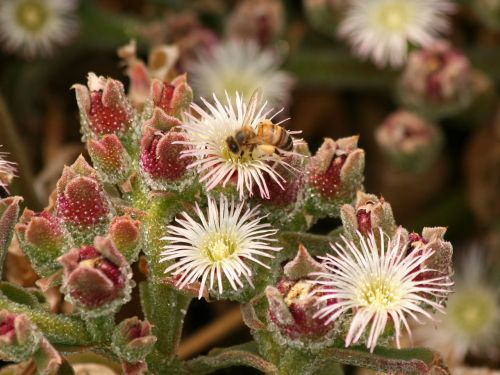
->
[338,0,455,68]
[0,147,16,191]
[160,195,281,298]
[188,40,293,108]
[179,92,294,199]
[0,0,78,58]
[311,230,452,352]
[413,249,499,365]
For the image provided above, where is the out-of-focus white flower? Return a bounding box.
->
[338,0,455,68]
[179,92,295,199]
[160,195,281,298]
[0,147,16,191]
[0,0,78,58]
[311,229,452,352]
[187,40,293,108]
[413,249,500,365]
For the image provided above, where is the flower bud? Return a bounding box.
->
[306,136,365,218]
[87,134,132,184]
[227,0,284,47]
[405,227,453,277]
[139,125,195,191]
[0,311,40,361]
[108,215,142,262]
[111,317,156,363]
[266,245,338,348]
[252,142,309,230]
[150,76,192,119]
[73,73,135,138]
[15,209,68,277]
[398,41,473,118]
[340,192,397,241]
[375,111,443,172]
[55,156,113,245]
[58,236,133,317]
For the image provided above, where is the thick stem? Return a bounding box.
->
[85,315,115,344]
[0,294,91,346]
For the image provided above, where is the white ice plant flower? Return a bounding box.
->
[338,0,455,68]
[0,0,78,58]
[188,40,293,108]
[0,147,16,191]
[160,195,281,298]
[179,91,294,199]
[311,229,452,352]
[413,249,499,365]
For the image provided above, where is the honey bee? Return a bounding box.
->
[225,91,293,158]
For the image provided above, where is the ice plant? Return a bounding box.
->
[338,0,455,68]
[413,249,499,365]
[180,92,294,199]
[160,195,281,298]
[0,0,78,58]
[0,147,16,191]
[311,230,452,352]
[188,40,293,107]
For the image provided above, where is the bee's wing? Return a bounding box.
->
[242,88,263,126]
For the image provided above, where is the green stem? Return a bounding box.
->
[85,315,115,344]
[0,294,91,346]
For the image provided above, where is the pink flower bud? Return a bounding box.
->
[150,76,192,118]
[73,73,135,137]
[55,156,112,244]
[108,215,142,262]
[399,41,473,117]
[140,126,194,191]
[87,134,131,184]
[266,245,338,345]
[0,311,40,361]
[111,317,156,363]
[340,192,397,241]
[58,236,133,317]
[375,111,443,172]
[15,209,68,277]
[306,136,365,217]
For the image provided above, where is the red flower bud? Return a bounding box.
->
[111,317,156,363]
[0,311,40,361]
[87,134,131,184]
[108,215,142,262]
[140,126,194,190]
[59,236,133,317]
[15,209,67,277]
[73,73,135,137]
[55,156,112,244]
[306,136,365,217]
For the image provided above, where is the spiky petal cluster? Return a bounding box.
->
[338,0,455,68]
[311,230,452,352]
[160,195,281,298]
[188,40,293,108]
[0,0,78,58]
[0,147,16,191]
[180,92,292,199]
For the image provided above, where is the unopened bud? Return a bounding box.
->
[0,311,40,362]
[73,73,135,138]
[375,111,443,172]
[58,236,133,317]
[399,41,473,118]
[306,136,365,218]
[111,317,156,363]
[55,156,113,245]
[87,134,132,184]
[15,209,68,277]
[108,215,142,262]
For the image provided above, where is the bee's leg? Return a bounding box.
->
[258,144,276,156]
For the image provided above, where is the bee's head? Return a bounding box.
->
[226,136,240,154]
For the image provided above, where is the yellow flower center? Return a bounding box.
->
[374,2,412,32]
[201,234,238,262]
[357,277,399,310]
[447,288,497,336]
[16,0,48,32]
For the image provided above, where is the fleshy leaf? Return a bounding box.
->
[0,197,22,277]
